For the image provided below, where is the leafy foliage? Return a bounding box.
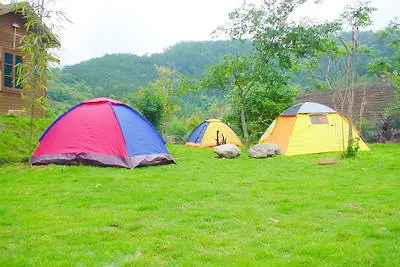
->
[129,66,180,132]
[203,55,263,144]
[368,20,400,141]
[336,0,377,153]
[220,0,339,68]
[204,0,338,144]
[12,0,63,149]
[130,87,164,129]
[225,83,298,144]
[203,55,297,144]
[297,31,380,91]
[342,137,361,158]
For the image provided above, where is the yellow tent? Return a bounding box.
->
[259,102,369,155]
[185,119,243,147]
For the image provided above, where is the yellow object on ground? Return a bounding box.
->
[185,119,243,147]
[259,102,369,155]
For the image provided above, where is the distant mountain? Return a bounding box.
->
[48,40,252,105]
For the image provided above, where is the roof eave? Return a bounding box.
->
[0,3,61,46]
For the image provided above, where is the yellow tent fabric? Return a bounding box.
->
[185,119,243,147]
[259,108,369,156]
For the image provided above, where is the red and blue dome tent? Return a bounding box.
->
[30,98,175,168]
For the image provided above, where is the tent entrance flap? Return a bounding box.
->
[261,116,296,154]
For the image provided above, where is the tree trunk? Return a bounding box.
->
[29,83,36,151]
[29,64,39,153]
[347,29,358,147]
[347,53,354,145]
[240,99,249,146]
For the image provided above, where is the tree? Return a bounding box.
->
[209,0,337,145]
[297,1,376,155]
[130,65,179,132]
[338,0,376,156]
[12,0,65,151]
[203,55,257,144]
[203,55,295,144]
[218,0,338,68]
[299,41,348,106]
[130,87,164,129]
[225,81,298,143]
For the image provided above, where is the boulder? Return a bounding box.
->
[249,143,280,158]
[7,109,25,117]
[164,135,185,144]
[317,157,339,165]
[214,144,241,159]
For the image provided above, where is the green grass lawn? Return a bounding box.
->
[0,144,399,266]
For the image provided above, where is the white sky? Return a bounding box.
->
[3,0,399,65]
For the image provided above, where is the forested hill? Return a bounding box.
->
[48,40,252,104]
[47,31,393,108]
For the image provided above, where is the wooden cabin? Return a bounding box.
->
[0,3,45,117]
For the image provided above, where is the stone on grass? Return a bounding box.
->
[249,143,280,158]
[7,109,25,117]
[214,144,241,159]
[164,135,185,144]
[317,157,339,165]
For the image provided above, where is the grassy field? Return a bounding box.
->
[0,144,399,266]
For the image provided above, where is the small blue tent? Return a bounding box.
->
[185,119,243,147]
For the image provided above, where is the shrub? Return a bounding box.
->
[164,116,190,141]
[342,137,360,158]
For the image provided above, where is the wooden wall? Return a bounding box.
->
[0,89,23,113]
[0,89,45,117]
[0,12,25,51]
[297,85,395,123]
[0,11,44,117]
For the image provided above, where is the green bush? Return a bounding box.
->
[357,118,378,142]
[163,116,190,140]
[342,137,361,158]
[130,88,164,130]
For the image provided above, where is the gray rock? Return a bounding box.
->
[214,144,241,159]
[163,135,185,144]
[7,109,25,117]
[249,143,280,158]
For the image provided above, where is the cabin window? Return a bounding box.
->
[3,52,23,89]
[309,114,329,124]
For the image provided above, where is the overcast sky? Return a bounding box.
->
[4,0,399,65]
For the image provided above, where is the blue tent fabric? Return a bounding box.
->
[111,104,169,156]
[186,121,209,143]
